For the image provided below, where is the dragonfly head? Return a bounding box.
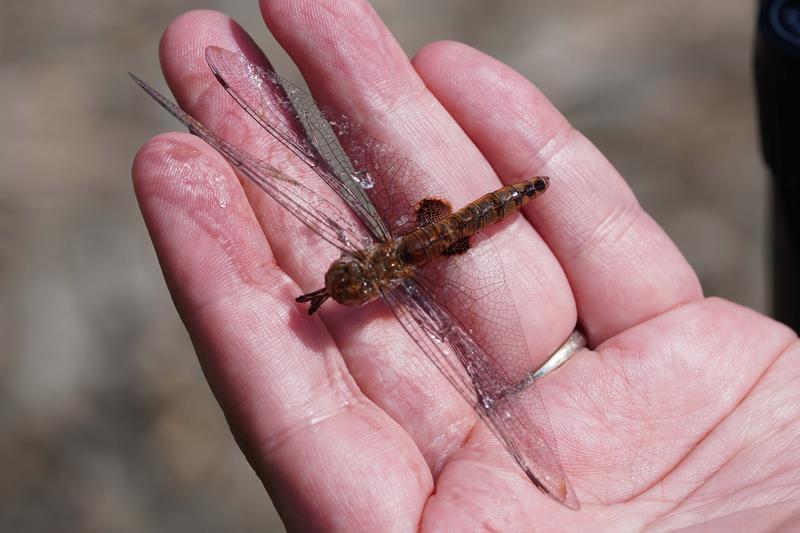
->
[324,255,380,307]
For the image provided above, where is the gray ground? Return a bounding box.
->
[0,1,766,531]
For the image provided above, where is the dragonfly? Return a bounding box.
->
[131,45,578,509]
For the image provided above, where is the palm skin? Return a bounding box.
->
[132,2,800,531]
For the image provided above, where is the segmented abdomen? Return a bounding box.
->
[397,177,549,266]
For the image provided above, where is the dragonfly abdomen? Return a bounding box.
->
[397,177,550,266]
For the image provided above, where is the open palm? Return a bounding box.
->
[132,2,799,530]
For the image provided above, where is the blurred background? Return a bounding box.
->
[0,1,764,531]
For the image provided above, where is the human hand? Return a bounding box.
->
[132,2,800,530]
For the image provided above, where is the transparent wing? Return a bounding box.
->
[383,278,578,509]
[205,46,465,246]
[416,233,537,384]
[205,46,391,242]
[130,73,364,254]
[326,111,444,238]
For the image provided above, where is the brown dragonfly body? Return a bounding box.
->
[299,178,550,313]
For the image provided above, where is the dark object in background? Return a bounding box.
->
[756,0,800,332]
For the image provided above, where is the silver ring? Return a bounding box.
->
[512,328,587,394]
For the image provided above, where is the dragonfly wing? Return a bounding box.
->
[416,234,540,384]
[383,278,578,509]
[324,107,449,240]
[205,46,391,242]
[206,47,462,246]
[131,74,364,255]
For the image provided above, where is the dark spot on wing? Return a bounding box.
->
[416,197,452,227]
[442,236,471,255]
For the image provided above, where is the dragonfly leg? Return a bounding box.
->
[295,287,330,315]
